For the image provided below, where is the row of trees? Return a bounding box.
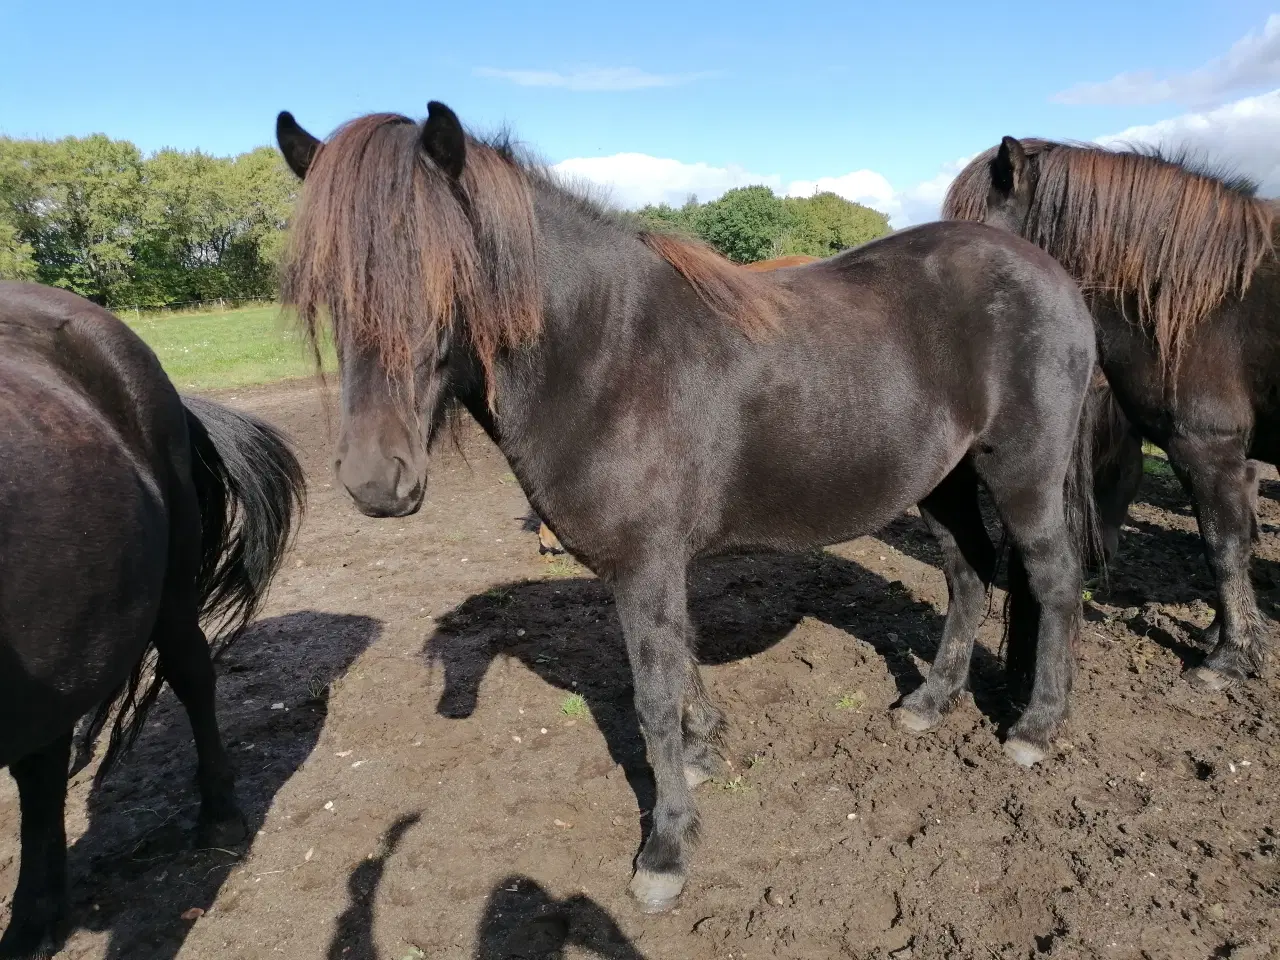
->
[635,186,892,262]
[0,135,892,310]
[0,135,297,308]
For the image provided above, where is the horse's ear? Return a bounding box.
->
[991,136,1030,200]
[276,111,321,179]
[422,101,466,180]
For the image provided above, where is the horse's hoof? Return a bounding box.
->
[1003,738,1048,767]
[629,869,685,913]
[893,706,939,734]
[1185,664,1235,693]
[684,765,713,789]
[197,812,249,848]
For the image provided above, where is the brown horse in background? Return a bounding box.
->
[945,137,1279,692]
[534,253,822,558]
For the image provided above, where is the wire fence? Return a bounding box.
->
[121,295,276,320]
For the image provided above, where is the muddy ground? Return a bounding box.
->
[1,378,1277,960]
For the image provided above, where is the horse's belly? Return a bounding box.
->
[716,414,970,551]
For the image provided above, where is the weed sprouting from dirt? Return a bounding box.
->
[836,691,867,711]
[561,693,588,718]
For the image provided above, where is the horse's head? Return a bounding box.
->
[274,103,492,518]
[983,136,1038,235]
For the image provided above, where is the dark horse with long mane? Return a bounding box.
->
[0,282,305,958]
[944,137,1279,692]
[275,103,1098,911]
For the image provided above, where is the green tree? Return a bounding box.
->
[690,185,795,263]
[0,220,36,280]
[0,135,146,304]
[783,191,891,256]
[0,134,297,308]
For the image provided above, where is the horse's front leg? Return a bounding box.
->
[1167,436,1268,689]
[614,561,702,913]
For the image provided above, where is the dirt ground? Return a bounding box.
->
[1,378,1277,960]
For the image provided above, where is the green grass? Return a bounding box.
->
[720,775,750,793]
[560,693,588,718]
[124,304,335,391]
[835,690,867,711]
[1141,442,1177,481]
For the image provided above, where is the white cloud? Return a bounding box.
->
[551,153,781,209]
[475,66,711,92]
[551,152,967,228]
[1097,89,1280,194]
[785,159,972,228]
[1054,15,1280,107]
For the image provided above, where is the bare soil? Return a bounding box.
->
[2,379,1277,960]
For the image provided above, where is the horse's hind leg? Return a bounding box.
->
[1166,438,1267,690]
[894,462,997,733]
[0,732,71,960]
[981,466,1083,766]
[152,602,247,846]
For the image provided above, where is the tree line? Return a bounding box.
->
[634,186,892,262]
[0,134,297,308]
[0,134,891,310]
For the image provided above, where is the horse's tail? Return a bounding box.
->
[1004,380,1102,692]
[84,397,305,780]
[180,395,306,652]
[1088,370,1131,475]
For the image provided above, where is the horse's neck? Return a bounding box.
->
[458,190,648,482]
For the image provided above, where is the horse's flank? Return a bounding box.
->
[942,139,1276,372]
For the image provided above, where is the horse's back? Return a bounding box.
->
[0,282,190,470]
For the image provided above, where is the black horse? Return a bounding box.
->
[945,137,1278,691]
[275,104,1098,911]
[0,282,305,959]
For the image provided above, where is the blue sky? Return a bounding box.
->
[3,0,1279,224]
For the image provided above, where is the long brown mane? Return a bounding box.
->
[280,111,786,400]
[942,139,1275,371]
[280,113,541,396]
[638,232,787,340]
[743,254,820,272]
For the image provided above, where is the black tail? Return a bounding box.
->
[1004,391,1102,693]
[83,396,306,778]
[180,395,307,654]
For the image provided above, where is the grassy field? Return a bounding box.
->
[124,304,334,392]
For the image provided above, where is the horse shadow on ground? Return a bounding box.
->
[322,831,648,960]
[61,610,382,960]
[875,474,1280,656]
[424,548,1017,827]
[325,812,421,960]
[472,876,649,959]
